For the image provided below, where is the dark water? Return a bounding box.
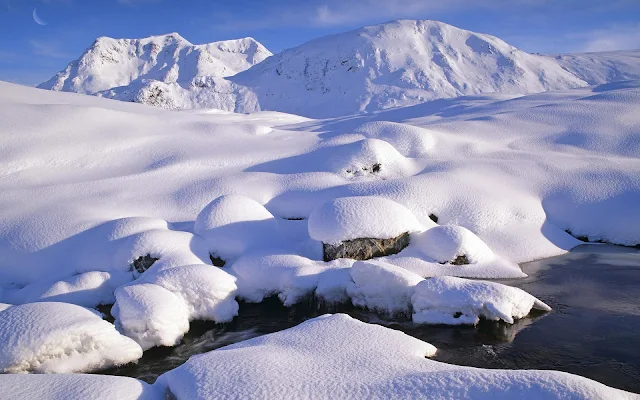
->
[102,245,640,392]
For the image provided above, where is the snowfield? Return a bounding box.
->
[1,20,640,395]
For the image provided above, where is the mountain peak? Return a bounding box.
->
[39,34,272,94]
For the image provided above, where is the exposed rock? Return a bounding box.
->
[131,254,158,273]
[450,255,469,265]
[428,214,439,223]
[209,253,226,267]
[323,232,410,262]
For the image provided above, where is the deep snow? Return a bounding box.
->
[156,314,636,399]
[0,46,639,394]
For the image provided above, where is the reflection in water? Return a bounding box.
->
[102,245,640,393]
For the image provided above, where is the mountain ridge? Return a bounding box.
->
[38,20,640,118]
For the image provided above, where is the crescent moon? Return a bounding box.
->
[33,8,47,26]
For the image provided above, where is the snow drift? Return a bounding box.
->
[156,314,635,399]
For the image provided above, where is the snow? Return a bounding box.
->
[352,121,436,157]
[347,260,423,315]
[53,21,640,119]
[308,196,428,244]
[412,276,551,325]
[1,78,638,329]
[1,45,640,381]
[194,194,280,259]
[156,314,635,399]
[230,253,352,305]
[0,302,142,373]
[0,303,12,312]
[112,283,190,350]
[39,34,271,95]
[412,225,495,264]
[4,271,131,308]
[0,374,159,400]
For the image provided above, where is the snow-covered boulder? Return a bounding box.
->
[112,283,190,350]
[324,138,410,178]
[412,225,495,265]
[347,260,424,315]
[194,194,280,260]
[0,374,159,400]
[0,302,142,373]
[230,254,352,305]
[353,121,436,158]
[113,264,238,350]
[156,314,633,399]
[144,264,238,322]
[309,196,425,245]
[412,276,551,325]
[308,196,426,261]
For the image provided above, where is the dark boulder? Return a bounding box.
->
[323,232,410,262]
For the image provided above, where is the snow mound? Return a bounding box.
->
[113,263,238,350]
[353,121,436,157]
[194,194,280,259]
[0,302,142,373]
[0,374,159,400]
[230,254,352,305]
[39,34,271,94]
[308,196,426,244]
[112,283,190,351]
[347,260,423,315]
[412,225,495,264]
[412,276,551,325]
[144,264,239,322]
[156,314,634,399]
[325,138,412,178]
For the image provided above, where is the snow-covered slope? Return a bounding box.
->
[38,34,271,94]
[554,49,640,85]
[226,19,589,117]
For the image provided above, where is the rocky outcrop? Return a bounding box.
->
[323,232,410,261]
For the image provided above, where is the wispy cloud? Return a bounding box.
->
[29,40,71,59]
[582,24,640,52]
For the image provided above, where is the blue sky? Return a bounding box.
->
[1,0,639,86]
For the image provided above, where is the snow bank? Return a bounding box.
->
[6,271,131,307]
[156,314,634,399]
[412,276,551,325]
[194,194,280,259]
[0,302,142,373]
[347,260,423,315]
[231,253,352,305]
[1,374,159,400]
[308,196,427,245]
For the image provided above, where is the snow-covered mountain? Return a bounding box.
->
[38,33,272,94]
[39,20,640,118]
